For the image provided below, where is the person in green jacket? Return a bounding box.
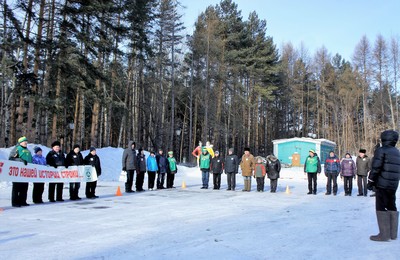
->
[199,148,211,189]
[9,136,33,207]
[166,151,178,188]
[304,149,321,195]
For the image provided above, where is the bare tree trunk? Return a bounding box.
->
[16,0,33,138]
[27,0,45,142]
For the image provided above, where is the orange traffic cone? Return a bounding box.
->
[182,180,187,189]
[116,186,122,196]
[285,185,291,194]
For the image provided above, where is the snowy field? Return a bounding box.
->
[0,145,399,260]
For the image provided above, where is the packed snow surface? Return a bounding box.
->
[0,145,399,259]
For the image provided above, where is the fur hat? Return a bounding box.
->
[244,147,250,152]
[73,144,80,150]
[359,149,366,154]
[89,147,96,152]
[51,141,61,147]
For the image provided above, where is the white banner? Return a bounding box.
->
[0,159,97,183]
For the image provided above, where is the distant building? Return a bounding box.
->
[272,137,336,166]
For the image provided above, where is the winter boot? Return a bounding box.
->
[242,180,248,191]
[370,211,391,242]
[390,211,399,240]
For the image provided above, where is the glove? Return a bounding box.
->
[367,181,374,191]
[23,160,28,165]
[353,175,356,179]
[122,167,126,171]
[325,173,328,177]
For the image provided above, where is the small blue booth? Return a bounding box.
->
[272,137,336,166]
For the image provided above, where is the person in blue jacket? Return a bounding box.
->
[147,151,159,191]
[324,151,341,195]
[32,146,46,203]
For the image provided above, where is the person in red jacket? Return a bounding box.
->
[192,141,202,167]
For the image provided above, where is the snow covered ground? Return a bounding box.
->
[0,145,399,260]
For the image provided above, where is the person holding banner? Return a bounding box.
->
[46,141,66,202]
[32,147,46,204]
[84,147,101,199]
[66,144,83,200]
[9,136,32,207]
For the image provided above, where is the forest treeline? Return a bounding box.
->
[1,0,399,162]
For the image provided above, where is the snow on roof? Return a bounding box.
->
[272,137,336,146]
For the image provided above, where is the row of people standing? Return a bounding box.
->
[195,146,281,192]
[305,148,371,196]
[121,141,178,192]
[9,137,101,207]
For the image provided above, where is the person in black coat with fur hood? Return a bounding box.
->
[368,130,400,241]
[266,155,281,193]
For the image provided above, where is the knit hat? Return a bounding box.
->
[34,147,42,154]
[18,136,27,143]
[73,144,80,150]
[228,148,234,152]
[309,149,315,153]
[51,141,61,147]
[89,147,96,152]
[215,151,219,155]
[345,152,351,158]
[150,151,155,155]
[359,149,366,154]
[168,151,173,155]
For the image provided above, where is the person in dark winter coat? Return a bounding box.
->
[84,147,101,199]
[136,148,146,192]
[368,130,400,242]
[166,151,177,188]
[65,144,84,200]
[254,157,266,192]
[266,154,281,193]
[46,141,66,202]
[225,148,239,191]
[9,136,32,207]
[199,148,211,189]
[324,151,341,195]
[156,149,168,189]
[356,149,370,196]
[211,151,224,190]
[304,149,321,195]
[340,153,356,196]
[147,151,158,190]
[122,141,137,193]
[32,147,46,204]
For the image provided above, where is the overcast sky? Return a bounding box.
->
[179,0,400,61]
